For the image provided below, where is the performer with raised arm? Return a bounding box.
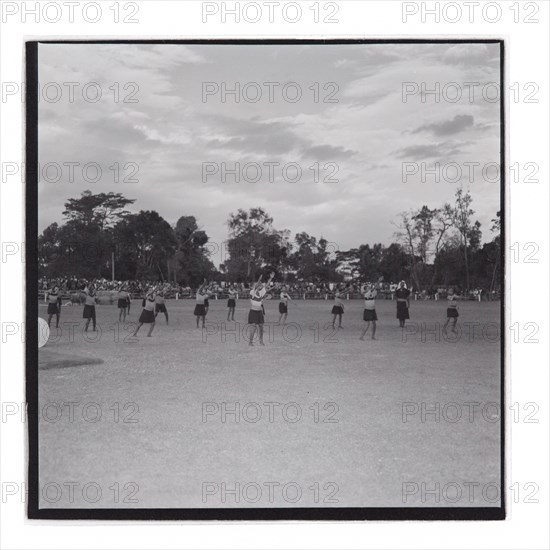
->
[443,288,459,335]
[277,285,296,326]
[126,285,131,316]
[204,284,215,317]
[155,288,169,324]
[83,283,98,332]
[360,283,378,341]
[117,284,130,322]
[395,280,411,328]
[194,279,210,329]
[247,272,275,346]
[331,285,346,329]
[46,286,62,329]
[227,285,237,321]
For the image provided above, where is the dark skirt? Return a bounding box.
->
[248,309,264,325]
[447,308,459,318]
[331,305,344,315]
[47,303,59,315]
[279,303,288,314]
[139,309,155,323]
[396,302,409,320]
[155,303,167,313]
[227,298,236,308]
[117,298,127,308]
[363,309,378,321]
[194,304,206,316]
[83,305,96,319]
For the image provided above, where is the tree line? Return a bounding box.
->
[38,188,501,292]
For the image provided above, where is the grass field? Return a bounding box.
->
[37,298,502,509]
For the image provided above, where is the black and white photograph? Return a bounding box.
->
[27,39,504,520]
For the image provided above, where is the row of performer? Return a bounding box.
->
[43,276,460,344]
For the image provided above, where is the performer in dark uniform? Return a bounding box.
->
[155,290,169,324]
[277,286,295,326]
[83,284,98,332]
[117,285,130,322]
[46,286,62,328]
[247,273,275,346]
[227,286,237,321]
[443,288,459,334]
[133,290,156,337]
[204,287,211,316]
[331,287,346,329]
[194,279,210,329]
[360,284,378,340]
[395,280,411,328]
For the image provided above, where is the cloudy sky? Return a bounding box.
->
[38,42,501,254]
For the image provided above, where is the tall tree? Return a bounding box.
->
[225,207,288,281]
[488,211,501,292]
[393,209,425,290]
[63,190,135,229]
[428,204,455,288]
[350,243,384,281]
[412,206,438,264]
[395,203,457,290]
[38,222,61,276]
[290,232,341,282]
[453,187,478,291]
[173,215,216,285]
[38,219,109,278]
[37,190,137,278]
[379,243,410,283]
[114,210,176,281]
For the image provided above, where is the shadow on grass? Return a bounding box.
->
[38,349,104,370]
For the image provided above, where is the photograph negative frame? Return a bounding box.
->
[26,38,506,521]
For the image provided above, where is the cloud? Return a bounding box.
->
[412,115,474,136]
[202,118,303,155]
[300,144,356,161]
[37,43,501,250]
[394,141,469,160]
[442,44,499,67]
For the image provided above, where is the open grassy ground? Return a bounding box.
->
[37,298,501,509]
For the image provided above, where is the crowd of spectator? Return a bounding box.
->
[39,276,500,303]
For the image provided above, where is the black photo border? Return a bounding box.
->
[26,38,506,521]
